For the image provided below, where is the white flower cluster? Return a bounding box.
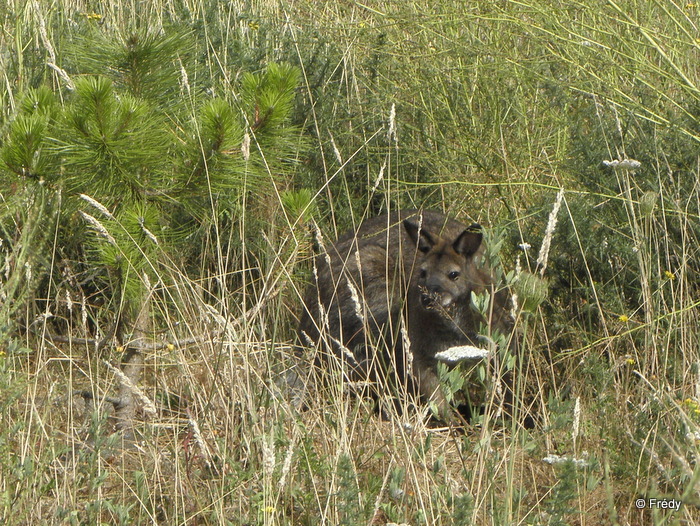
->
[602,159,641,170]
[542,453,589,467]
[434,345,490,364]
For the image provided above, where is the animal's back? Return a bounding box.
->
[297,209,478,359]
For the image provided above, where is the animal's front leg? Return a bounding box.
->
[414,359,456,424]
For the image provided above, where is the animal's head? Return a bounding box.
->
[403,218,492,314]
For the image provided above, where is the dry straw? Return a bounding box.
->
[79,194,114,219]
[536,188,564,277]
[33,0,74,90]
[346,278,365,325]
[241,132,251,161]
[79,211,116,246]
[262,433,276,478]
[138,217,159,245]
[278,440,295,490]
[103,360,157,418]
[187,412,215,469]
[387,103,397,143]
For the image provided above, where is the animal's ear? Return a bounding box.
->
[403,218,437,253]
[453,223,483,257]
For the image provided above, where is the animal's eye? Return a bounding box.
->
[448,270,460,281]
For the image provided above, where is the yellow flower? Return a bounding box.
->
[664,270,676,280]
[625,358,635,365]
[167,343,175,351]
[682,398,700,414]
[248,21,260,31]
[618,314,629,322]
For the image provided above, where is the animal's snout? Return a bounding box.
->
[420,291,436,308]
[419,287,453,309]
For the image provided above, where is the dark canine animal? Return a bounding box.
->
[297,209,514,420]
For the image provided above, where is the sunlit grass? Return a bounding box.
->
[1,0,698,524]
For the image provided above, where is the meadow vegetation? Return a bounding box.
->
[0,0,699,524]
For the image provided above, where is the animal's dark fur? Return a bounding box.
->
[297,209,514,419]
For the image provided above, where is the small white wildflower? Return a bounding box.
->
[518,242,531,251]
[434,345,490,364]
[241,132,251,161]
[618,159,641,170]
[602,158,641,170]
[686,430,700,443]
[79,194,114,219]
[543,453,589,467]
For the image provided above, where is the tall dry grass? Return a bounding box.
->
[1,0,699,525]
